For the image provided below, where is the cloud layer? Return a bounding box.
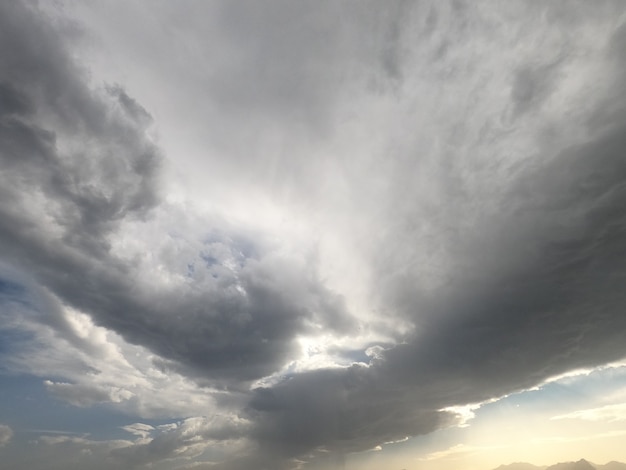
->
[2,1,626,469]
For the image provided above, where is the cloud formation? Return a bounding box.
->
[0,424,13,447]
[2,1,626,469]
[0,0,354,390]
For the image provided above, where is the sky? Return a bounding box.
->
[1,1,626,469]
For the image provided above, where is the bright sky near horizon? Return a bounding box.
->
[2,1,626,469]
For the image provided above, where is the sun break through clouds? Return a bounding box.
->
[2,1,626,469]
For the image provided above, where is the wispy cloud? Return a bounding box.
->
[552,404,626,423]
[420,444,505,462]
[533,430,626,444]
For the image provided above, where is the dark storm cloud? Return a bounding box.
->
[249,366,458,457]
[0,1,160,253]
[0,0,353,388]
[228,7,626,467]
[4,1,626,469]
[242,120,626,466]
[0,0,159,269]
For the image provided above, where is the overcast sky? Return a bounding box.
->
[2,1,626,469]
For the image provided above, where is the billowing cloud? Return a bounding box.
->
[0,0,355,390]
[2,1,626,469]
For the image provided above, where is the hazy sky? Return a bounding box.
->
[1,1,626,469]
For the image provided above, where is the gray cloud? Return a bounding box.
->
[249,366,458,458]
[241,120,626,466]
[110,416,249,468]
[1,435,133,470]
[44,381,134,408]
[510,60,564,119]
[0,418,247,470]
[3,1,626,469]
[0,0,354,389]
[0,424,13,447]
[232,3,626,466]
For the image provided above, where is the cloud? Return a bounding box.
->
[0,0,355,391]
[3,1,626,469]
[552,404,626,423]
[0,417,249,470]
[44,381,134,408]
[121,423,155,440]
[0,292,233,420]
[232,5,626,465]
[5,435,134,470]
[261,122,626,461]
[0,424,13,447]
[533,430,626,445]
[420,444,492,462]
[248,365,460,455]
[110,416,251,468]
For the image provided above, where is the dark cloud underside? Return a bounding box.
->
[2,1,626,469]
[0,1,354,387]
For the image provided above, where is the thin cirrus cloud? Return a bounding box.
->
[552,404,626,423]
[1,1,626,469]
